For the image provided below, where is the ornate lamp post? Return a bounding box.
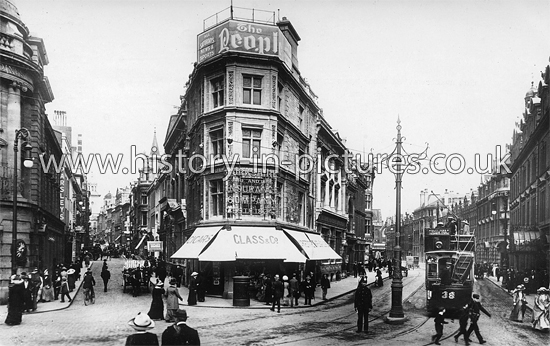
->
[500,198,509,285]
[384,118,428,324]
[12,128,34,274]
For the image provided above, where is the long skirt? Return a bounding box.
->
[532,306,550,330]
[41,286,55,302]
[5,305,23,325]
[68,275,76,291]
[187,289,197,306]
[509,303,523,322]
[148,297,164,320]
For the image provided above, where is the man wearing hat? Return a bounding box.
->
[125,312,159,345]
[440,262,453,285]
[465,293,491,344]
[187,272,198,306]
[83,268,96,300]
[354,277,373,333]
[161,309,200,346]
[270,274,283,313]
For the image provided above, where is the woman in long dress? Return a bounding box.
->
[532,287,550,331]
[5,275,25,325]
[282,276,290,306]
[164,278,183,323]
[147,281,165,320]
[509,284,527,322]
[41,270,55,302]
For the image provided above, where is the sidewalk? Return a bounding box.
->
[170,269,390,309]
[484,274,535,312]
[19,263,92,314]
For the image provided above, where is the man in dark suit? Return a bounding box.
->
[162,309,200,345]
[270,274,283,313]
[465,293,491,344]
[354,277,373,333]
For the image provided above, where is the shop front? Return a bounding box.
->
[171,226,308,299]
[283,229,342,282]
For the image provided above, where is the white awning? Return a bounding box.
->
[284,229,341,261]
[135,235,147,250]
[198,227,307,262]
[170,226,223,259]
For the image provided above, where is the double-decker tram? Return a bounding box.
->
[425,226,475,315]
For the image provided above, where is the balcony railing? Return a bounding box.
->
[203,6,276,31]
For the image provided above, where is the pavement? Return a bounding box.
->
[169,269,392,309]
[7,262,93,315]
[484,274,536,312]
[15,261,392,312]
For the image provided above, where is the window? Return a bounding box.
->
[141,211,147,226]
[278,83,283,111]
[210,180,224,216]
[298,105,304,129]
[211,77,224,108]
[242,178,261,215]
[297,192,304,224]
[242,128,261,158]
[210,128,224,156]
[277,181,283,218]
[243,75,262,105]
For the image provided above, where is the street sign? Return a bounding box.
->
[147,241,163,251]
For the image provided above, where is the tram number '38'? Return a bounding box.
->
[442,291,455,299]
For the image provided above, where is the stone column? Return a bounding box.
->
[7,82,22,197]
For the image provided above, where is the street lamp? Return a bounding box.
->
[387,119,428,323]
[12,128,33,274]
[500,199,509,286]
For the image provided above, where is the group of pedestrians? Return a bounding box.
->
[125,309,200,346]
[4,259,94,326]
[255,272,321,311]
[510,284,550,331]
[431,293,492,345]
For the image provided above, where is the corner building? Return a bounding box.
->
[166,10,370,299]
[0,0,64,303]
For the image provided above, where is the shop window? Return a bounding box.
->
[242,128,261,158]
[297,191,304,224]
[277,182,283,218]
[210,180,224,216]
[211,77,224,108]
[242,192,261,215]
[243,75,262,105]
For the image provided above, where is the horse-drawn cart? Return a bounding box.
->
[122,260,150,293]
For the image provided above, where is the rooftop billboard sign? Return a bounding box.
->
[197,19,291,68]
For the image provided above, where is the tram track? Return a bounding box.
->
[269,270,427,345]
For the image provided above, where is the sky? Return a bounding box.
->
[12,0,550,219]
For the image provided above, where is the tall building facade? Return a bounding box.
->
[0,0,65,303]
[509,68,550,273]
[160,8,373,298]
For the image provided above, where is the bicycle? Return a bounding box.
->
[83,287,95,305]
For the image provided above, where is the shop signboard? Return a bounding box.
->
[147,241,163,251]
[197,20,292,68]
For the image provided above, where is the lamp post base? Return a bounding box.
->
[384,315,408,325]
